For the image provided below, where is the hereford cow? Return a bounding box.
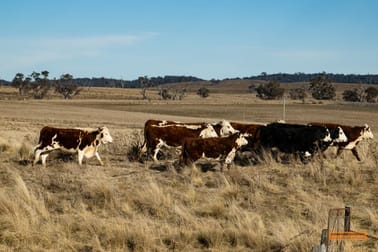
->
[141,120,218,161]
[145,119,237,136]
[33,126,113,167]
[309,122,374,161]
[181,132,249,170]
[230,121,266,151]
[212,120,239,136]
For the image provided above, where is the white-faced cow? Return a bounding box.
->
[309,122,374,161]
[141,120,218,161]
[145,119,237,136]
[181,132,249,171]
[255,123,335,162]
[33,126,113,167]
[230,121,267,151]
[212,120,239,136]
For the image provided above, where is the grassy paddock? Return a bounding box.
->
[0,86,377,251]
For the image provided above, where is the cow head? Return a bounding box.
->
[217,120,238,137]
[98,126,113,143]
[235,132,249,147]
[199,124,218,138]
[362,124,374,139]
[333,126,348,143]
[322,128,332,143]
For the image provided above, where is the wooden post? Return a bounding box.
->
[344,206,351,232]
[283,96,286,121]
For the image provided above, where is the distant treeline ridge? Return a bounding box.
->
[1,73,378,87]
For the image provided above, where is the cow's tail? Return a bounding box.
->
[33,134,43,153]
[139,139,147,154]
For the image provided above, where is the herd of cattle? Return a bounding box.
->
[32,119,374,169]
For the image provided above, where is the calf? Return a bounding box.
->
[33,126,113,167]
[309,122,374,161]
[181,132,248,170]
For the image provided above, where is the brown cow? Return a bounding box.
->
[181,132,249,170]
[141,120,218,161]
[33,126,113,167]
[309,122,374,161]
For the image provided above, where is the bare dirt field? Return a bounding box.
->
[0,85,377,251]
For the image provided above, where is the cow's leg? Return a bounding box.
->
[223,148,237,171]
[95,152,104,165]
[34,145,52,166]
[225,149,236,165]
[41,153,49,167]
[336,147,344,157]
[78,150,84,166]
[33,148,42,165]
[153,140,165,162]
[351,148,361,161]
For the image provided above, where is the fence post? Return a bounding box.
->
[344,206,351,232]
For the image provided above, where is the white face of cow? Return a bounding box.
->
[334,126,348,143]
[199,124,218,138]
[236,133,248,147]
[322,129,332,142]
[219,120,238,137]
[362,124,374,139]
[99,127,113,144]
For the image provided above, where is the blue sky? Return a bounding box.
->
[1,0,378,81]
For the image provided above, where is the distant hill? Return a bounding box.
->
[1,73,377,88]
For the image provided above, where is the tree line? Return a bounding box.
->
[4,71,378,102]
[3,72,378,88]
[250,74,378,103]
[73,75,203,88]
[243,72,378,84]
[11,71,81,99]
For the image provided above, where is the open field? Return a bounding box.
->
[0,85,377,251]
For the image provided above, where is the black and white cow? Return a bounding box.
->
[255,123,335,161]
[309,122,373,161]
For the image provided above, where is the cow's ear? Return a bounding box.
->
[364,124,369,129]
[98,127,103,131]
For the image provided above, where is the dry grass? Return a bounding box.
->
[0,85,377,251]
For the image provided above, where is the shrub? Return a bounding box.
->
[256,81,284,100]
[309,74,336,100]
[197,87,210,98]
[289,87,307,101]
[342,89,361,102]
[365,87,378,103]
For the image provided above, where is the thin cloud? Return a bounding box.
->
[0,33,158,70]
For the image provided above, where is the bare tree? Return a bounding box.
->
[12,73,31,96]
[138,76,151,100]
[29,71,51,99]
[55,73,81,99]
